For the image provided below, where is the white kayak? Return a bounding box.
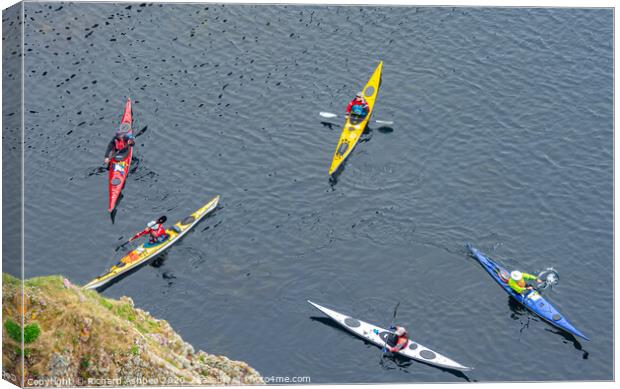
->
[308,301,472,372]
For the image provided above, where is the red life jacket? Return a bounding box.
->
[149,224,166,239]
[114,137,127,151]
[346,98,369,114]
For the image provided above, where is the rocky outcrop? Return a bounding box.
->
[2,274,263,386]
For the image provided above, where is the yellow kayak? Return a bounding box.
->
[329,61,383,176]
[83,195,220,290]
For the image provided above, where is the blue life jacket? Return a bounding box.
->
[351,104,366,116]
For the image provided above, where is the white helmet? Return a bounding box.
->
[147,220,157,228]
[510,271,523,281]
[395,326,407,336]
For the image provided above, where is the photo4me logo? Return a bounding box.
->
[261,376,311,384]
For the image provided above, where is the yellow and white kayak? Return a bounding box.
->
[83,195,220,290]
[329,61,383,176]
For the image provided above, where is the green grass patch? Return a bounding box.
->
[99,298,114,310]
[24,275,63,289]
[130,345,139,356]
[80,355,90,369]
[2,273,20,286]
[114,303,136,322]
[24,323,41,344]
[135,318,160,334]
[13,346,31,357]
[4,319,21,343]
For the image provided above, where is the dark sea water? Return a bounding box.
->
[11,2,613,383]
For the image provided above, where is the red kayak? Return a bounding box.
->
[108,98,133,212]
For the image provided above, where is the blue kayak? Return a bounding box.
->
[466,244,589,341]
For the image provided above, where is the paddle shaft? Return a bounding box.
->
[320,112,393,125]
[382,302,400,353]
[115,232,141,251]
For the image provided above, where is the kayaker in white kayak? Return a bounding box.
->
[345,92,369,118]
[129,216,169,245]
[509,271,542,295]
[103,123,135,164]
[385,326,409,352]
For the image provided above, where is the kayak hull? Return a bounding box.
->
[308,300,472,372]
[108,98,133,212]
[466,244,589,341]
[84,196,220,290]
[329,61,383,176]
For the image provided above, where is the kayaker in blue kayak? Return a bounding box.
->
[509,271,542,295]
[385,326,409,352]
[345,92,369,118]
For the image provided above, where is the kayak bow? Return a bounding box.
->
[466,244,589,341]
[329,61,383,176]
[108,98,133,212]
[84,196,220,290]
[308,300,472,372]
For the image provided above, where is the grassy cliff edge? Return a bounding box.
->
[2,274,263,386]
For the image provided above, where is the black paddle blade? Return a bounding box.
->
[115,238,129,252]
[392,302,400,321]
[134,125,148,138]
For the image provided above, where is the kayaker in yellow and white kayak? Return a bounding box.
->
[129,216,169,246]
[508,271,542,295]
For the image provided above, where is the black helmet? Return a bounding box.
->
[157,215,167,224]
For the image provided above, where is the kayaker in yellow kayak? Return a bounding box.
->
[345,92,369,118]
[385,326,409,352]
[509,271,542,295]
[129,216,169,246]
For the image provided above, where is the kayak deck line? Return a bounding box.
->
[83,196,220,290]
[329,61,383,177]
[466,244,589,341]
[308,300,473,372]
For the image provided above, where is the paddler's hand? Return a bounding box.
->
[128,139,135,146]
[103,157,110,164]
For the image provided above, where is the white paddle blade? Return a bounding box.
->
[320,112,338,118]
[375,120,394,125]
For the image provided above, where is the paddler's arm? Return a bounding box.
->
[388,338,408,353]
[522,273,542,285]
[103,139,115,163]
[345,100,354,115]
[130,229,149,241]
[125,133,136,146]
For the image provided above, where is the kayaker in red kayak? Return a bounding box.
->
[386,326,409,352]
[508,271,542,295]
[129,216,169,245]
[103,123,135,165]
[345,92,369,118]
